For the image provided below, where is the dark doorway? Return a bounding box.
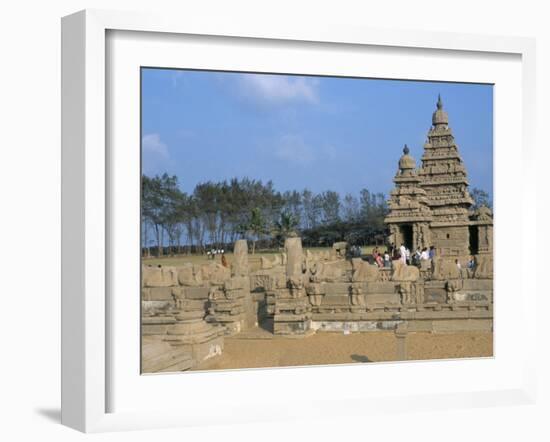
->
[400,224,413,251]
[469,226,479,255]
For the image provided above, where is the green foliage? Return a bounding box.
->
[272,211,299,245]
[141,173,389,253]
[470,187,492,210]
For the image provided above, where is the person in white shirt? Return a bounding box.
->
[384,252,390,267]
[420,247,429,260]
[399,244,407,264]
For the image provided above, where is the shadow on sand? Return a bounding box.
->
[350,354,372,363]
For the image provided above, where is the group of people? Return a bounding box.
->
[207,248,229,268]
[371,243,436,269]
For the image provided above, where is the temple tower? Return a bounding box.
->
[417,95,474,258]
[385,145,432,251]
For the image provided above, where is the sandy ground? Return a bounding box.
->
[192,330,493,371]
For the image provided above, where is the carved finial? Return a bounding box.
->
[437,94,443,110]
[403,144,410,155]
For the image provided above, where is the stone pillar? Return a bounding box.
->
[232,239,249,277]
[164,293,224,366]
[208,240,253,334]
[273,237,313,336]
[286,237,304,284]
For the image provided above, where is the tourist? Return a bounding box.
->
[412,249,421,266]
[384,251,391,267]
[399,243,407,264]
[420,247,429,260]
[375,251,384,268]
[455,259,465,279]
[221,253,229,268]
[429,245,435,259]
[467,256,476,278]
[372,247,382,267]
[392,249,401,262]
[405,247,411,265]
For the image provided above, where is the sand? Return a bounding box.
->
[192,330,493,371]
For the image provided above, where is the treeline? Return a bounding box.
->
[142,173,388,256]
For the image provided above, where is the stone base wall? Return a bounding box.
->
[251,251,493,337]
[141,239,493,372]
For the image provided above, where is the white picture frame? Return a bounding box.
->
[61,9,538,433]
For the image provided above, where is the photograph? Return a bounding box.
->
[140,68,494,373]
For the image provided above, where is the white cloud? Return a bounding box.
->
[142,133,169,158]
[238,74,319,105]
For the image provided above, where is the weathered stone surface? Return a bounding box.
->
[285,237,304,284]
[462,279,493,291]
[184,286,210,300]
[391,260,420,282]
[474,255,493,279]
[142,266,178,287]
[351,258,380,282]
[365,293,400,305]
[324,283,352,296]
[141,300,173,313]
[200,262,231,285]
[177,263,203,286]
[309,260,346,282]
[423,287,447,303]
[331,241,348,259]
[431,258,460,280]
[141,337,195,373]
[141,316,176,336]
[232,239,249,276]
[260,254,283,270]
[224,276,250,291]
[148,286,174,301]
[365,282,396,294]
[323,294,352,306]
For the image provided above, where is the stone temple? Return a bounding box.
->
[385,95,493,263]
[141,95,494,372]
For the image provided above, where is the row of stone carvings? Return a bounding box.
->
[141,238,493,369]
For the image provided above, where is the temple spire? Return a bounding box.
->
[432,94,448,126]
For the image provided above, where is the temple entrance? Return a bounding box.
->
[469,226,479,255]
[400,224,413,251]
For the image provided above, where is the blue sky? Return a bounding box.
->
[141,68,493,198]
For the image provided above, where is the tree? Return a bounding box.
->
[318,190,341,225]
[342,193,360,222]
[141,172,390,253]
[273,211,299,245]
[141,173,180,257]
[282,190,302,228]
[242,207,268,254]
[301,189,319,229]
[470,187,492,210]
